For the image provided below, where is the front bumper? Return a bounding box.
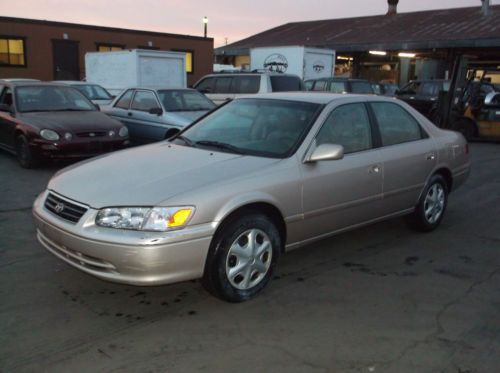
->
[32,190,215,286]
[31,138,129,159]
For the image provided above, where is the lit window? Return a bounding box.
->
[0,37,26,66]
[97,44,124,52]
[172,49,193,73]
[185,51,193,73]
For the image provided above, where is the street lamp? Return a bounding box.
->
[203,16,208,38]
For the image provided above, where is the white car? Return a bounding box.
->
[193,72,304,105]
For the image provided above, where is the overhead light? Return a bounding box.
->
[337,56,353,61]
[399,52,416,58]
[203,16,208,24]
[369,50,387,56]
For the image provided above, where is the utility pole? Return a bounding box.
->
[203,16,208,38]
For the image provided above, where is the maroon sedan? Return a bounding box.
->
[0,81,129,168]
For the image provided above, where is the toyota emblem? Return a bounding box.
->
[54,203,65,213]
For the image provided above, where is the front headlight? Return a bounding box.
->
[40,129,60,141]
[95,206,194,231]
[119,126,128,137]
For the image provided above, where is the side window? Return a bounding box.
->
[329,82,346,93]
[115,90,134,110]
[305,80,314,91]
[316,103,372,154]
[371,102,424,146]
[420,83,439,97]
[213,77,233,94]
[0,87,13,106]
[312,80,327,91]
[195,77,214,93]
[233,76,260,94]
[131,91,160,112]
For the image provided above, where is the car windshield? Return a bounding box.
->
[72,84,112,100]
[158,90,216,112]
[174,98,321,158]
[15,86,96,113]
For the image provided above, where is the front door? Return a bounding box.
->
[299,102,384,243]
[52,40,80,80]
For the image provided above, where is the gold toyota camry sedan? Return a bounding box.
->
[33,93,470,302]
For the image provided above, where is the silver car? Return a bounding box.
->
[33,93,470,302]
[103,88,215,144]
[55,81,115,106]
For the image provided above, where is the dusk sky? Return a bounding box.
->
[1,0,498,47]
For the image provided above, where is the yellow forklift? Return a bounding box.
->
[438,58,500,140]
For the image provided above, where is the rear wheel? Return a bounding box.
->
[202,213,280,302]
[15,134,38,168]
[407,174,448,232]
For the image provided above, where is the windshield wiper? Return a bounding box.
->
[175,135,195,147]
[195,140,245,154]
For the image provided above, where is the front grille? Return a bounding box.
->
[44,193,88,223]
[76,131,106,138]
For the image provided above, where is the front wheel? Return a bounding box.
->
[15,135,38,168]
[407,174,448,232]
[202,213,280,302]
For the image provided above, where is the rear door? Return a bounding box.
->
[369,101,437,214]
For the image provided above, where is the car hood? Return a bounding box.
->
[48,142,280,208]
[164,110,208,126]
[19,111,122,132]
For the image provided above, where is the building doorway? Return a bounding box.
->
[52,40,80,80]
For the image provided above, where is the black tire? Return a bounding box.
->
[202,213,281,302]
[407,174,448,232]
[15,134,38,169]
[452,118,476,141]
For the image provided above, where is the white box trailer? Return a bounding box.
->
[85,49,187,96]
[250,46,336,81]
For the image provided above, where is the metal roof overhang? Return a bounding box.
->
[216,38,500,56]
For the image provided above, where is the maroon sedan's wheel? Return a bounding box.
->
[202,213,280,302]
[15,135,38,169]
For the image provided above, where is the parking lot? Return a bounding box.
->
[0,143,499,373]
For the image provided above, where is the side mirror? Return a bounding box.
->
[198,88,210,94]
[484,92,500,106]
[0,103,13,114]
[306,144,344,163]
[149,107,163,116]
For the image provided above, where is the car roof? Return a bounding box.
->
[123,87,199,92]
[55,81,98,85]
[0,78,41,83]
[236,92,389,105]
[203,72,300,78]
[0,81,70,87]
[306,78,370,82]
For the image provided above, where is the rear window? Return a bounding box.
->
[350,81,374,94]
[270,76,303,92]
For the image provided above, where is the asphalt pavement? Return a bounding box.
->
[1,143,499,373]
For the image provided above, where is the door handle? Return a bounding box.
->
[426,153,436,161]
[369,165,381,174]
[128,112,133,117]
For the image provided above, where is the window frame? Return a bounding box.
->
[171,48,194,74]
[367,101,430,148]
[0,35,27,68]
[130,89,162,113]
[313,102,377,155]
[95,43,126,52]
[114,89,135,110]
